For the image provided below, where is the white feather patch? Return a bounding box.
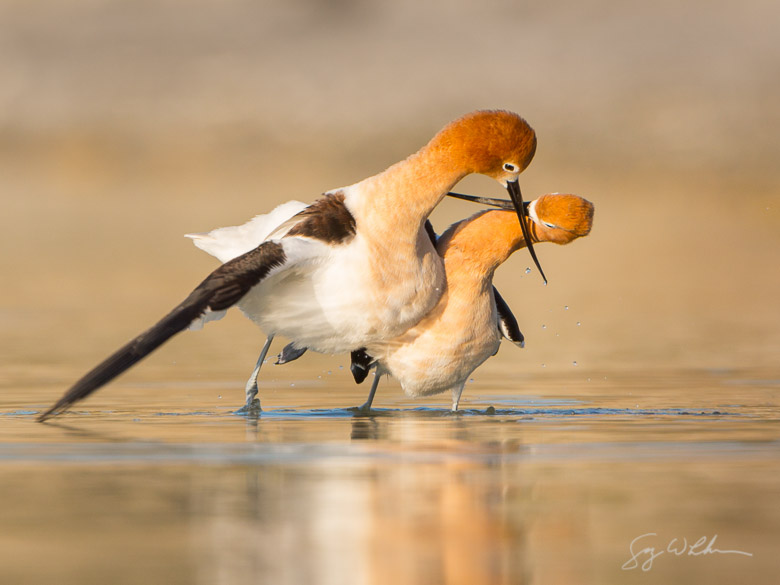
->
[188,308,227,331]
[185,200,308,262]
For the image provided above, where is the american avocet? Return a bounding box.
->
[350,193,594,412]
[38,110,540,420]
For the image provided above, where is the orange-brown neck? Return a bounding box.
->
[437,210,529,281]
[358,142,467,236]
[436,200,593,292]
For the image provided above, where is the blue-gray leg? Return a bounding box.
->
[358,372,382,413]
[237,334,274,413]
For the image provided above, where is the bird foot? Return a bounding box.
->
[353,402,373,415]
[236,398,262,416]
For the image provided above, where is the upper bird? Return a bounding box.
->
[38,109,538,421]
[355,193,595,412]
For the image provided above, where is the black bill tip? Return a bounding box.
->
[506,181,547,285]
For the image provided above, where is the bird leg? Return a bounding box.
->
[451,382,466,412]
[357,372,382,413]
[237,334,274,413]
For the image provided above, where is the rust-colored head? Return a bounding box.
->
[429,110,537,181]
[430,110,542,280]
[437,193,594,274]
[528,193,594,244]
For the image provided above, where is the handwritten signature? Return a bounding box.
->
[622,533,753,571]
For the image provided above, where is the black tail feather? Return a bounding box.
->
[37,288,212,421]
[38,240,287,422]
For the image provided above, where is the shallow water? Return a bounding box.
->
[2,367,778,585]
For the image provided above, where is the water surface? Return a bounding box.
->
[2,367,778,585]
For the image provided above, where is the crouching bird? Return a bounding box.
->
[350,193,594,412]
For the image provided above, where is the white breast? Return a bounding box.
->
[238,233,444,354]
[187,198,446,355]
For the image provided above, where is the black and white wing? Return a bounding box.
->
[37,241,298,421]
[493,287,525,348]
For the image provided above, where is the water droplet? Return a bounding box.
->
[587,378,591,382]
[541,324,546,329]
[327,370,332,375]
[218,395,222,399]
[339,365,344,370]
[576,321,581,326]
[290,383,295,387]
[469,378,474,383]
[541,363,546,368]
[572,361,578,366]
[317,375,322,379]
[525,267,532,274]
[564,305,569,310]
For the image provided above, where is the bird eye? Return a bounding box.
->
[503,163,518,173]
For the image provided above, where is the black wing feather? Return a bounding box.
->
[38,241,287,421]
[493,287,524,346]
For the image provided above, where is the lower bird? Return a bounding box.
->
[353,192,594,411]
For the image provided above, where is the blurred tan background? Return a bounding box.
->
[1,0,779,388]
